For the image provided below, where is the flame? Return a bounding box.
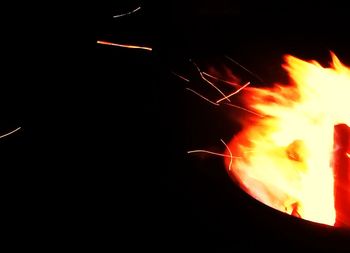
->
[225,53,350,226]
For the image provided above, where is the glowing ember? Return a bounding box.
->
[224,53,350,227]
[0,127,21,139]
[96,40,152,51]
[113,6,141,18]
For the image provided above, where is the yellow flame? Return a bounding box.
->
[226,53,350,226]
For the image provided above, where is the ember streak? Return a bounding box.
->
[0,127,21,140]
[113,6,141,18]
[96,40,152,51]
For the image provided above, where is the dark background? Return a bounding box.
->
[96,1,349,251]
[0,6,26,243]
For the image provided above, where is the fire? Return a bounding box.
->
[225,53,350,226]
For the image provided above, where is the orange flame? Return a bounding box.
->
[225,53,350,226]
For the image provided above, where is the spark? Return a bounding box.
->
[225,55,264,83]
[0,127,21,140]
[97,40,152,51]
[221,139,233,171]
[187,149,240,158]
[171,71,190,82]
[347,153,350,158]
[113,6,141,18]
[185,88,219,106]
[202,72,240,87]
[224,102,264,117]
[216,82,250,103]
[190,59,231,102]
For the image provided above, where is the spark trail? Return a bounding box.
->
[0,127,21,140]
[113,6,142,18]
[97,40,152,51]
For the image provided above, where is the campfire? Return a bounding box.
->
[224,53,350,227]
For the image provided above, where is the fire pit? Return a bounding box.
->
[218,53,350,227]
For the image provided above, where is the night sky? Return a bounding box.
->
[0,5,28,245]
[96,1,349,251]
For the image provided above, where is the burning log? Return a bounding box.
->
[333,124,350,227]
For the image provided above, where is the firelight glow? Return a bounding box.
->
[225,53,350,226]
